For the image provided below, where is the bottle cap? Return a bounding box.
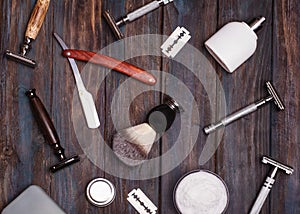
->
[86,178,116,207]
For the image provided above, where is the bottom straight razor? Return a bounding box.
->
[54,33,100,129]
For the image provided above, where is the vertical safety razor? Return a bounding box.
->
[204,81,285,134]
[5,0,51,67]
[103,0,173,40]
[249,156,293,214]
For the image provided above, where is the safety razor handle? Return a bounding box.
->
[26,89,59,146]
[249,177,274,214]
[204,103,258,134]
[62,49,157,85]
[25,0,51,40]
[126,1,161,22]
[221,103,258,124]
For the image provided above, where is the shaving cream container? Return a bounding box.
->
[173,170,229,214]
[86,178,116,207]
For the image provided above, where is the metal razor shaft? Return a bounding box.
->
[204,96,273,134]
[249,174,275,214]
[249,157,293,214]
[104,0,173,39]
[117,0,172,26]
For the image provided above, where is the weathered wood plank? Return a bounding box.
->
[160,0,219,213]
[103,0,163,213]
[271,0,300,213]
[1,0,53,209]
[216,0,274,213]
[51,0,108,213]
[1,0,300,213]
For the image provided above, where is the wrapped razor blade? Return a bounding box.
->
[161,26,191,58]
[127,188,157,214]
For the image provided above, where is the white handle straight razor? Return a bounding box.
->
[54,33,100,129]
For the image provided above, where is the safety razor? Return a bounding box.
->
[26,89,80,173]
[249,156,293,214]
[5,0,50,67]
[204,81,285,134]
[103,0,173,40]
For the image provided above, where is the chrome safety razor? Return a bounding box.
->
[103,0,173,40]
[249,156,293,214]
[204,81,285,134]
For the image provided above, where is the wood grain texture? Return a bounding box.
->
[25,0,51,39]
[62,49,157,85]
[271,1,300,214]
[160,1,219,213]
[216,0,274,213]
[0,0,299,213]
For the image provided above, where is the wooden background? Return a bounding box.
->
[1,0,299,213]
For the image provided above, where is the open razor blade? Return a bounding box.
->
[161,26,191,58]
[54,33,100,129]
[127,188,157,214]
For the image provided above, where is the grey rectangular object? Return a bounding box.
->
[2,185,66,214]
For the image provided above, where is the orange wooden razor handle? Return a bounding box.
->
[62,49,156,85]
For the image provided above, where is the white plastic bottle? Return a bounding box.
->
[205,17,266,73]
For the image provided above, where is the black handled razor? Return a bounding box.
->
[204,81,285,134]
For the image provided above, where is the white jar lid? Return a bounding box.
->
[86,178,116,207]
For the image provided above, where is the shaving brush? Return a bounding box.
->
[112,99,180,166]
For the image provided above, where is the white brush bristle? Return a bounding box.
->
[119,123,156,154]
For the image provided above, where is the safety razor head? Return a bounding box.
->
[5,50,36,68]
[50,155,80,173]
[266,81,285,110]
[103,10,124,40]
[262,156,294,175]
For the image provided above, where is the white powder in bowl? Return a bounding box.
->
[174,170,229,214]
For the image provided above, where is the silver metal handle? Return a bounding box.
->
[222,103,258,124]
[126,1,160,22]
[204,103,258,134]
[249,177,275,214]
